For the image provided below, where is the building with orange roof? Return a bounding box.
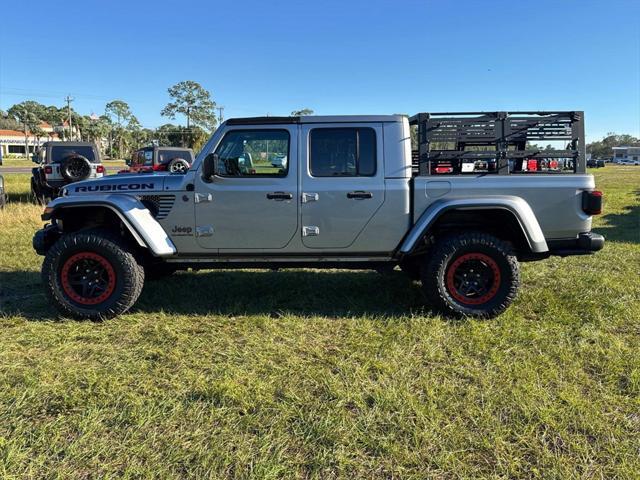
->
[0,129,59,156]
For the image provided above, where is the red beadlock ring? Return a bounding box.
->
[60,252,116,305]
[446,253,501,305]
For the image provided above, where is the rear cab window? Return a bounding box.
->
[50,146,96,163]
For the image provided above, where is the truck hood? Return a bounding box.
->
[63,174,166,196]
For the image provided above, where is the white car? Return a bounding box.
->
[271,154,288,169]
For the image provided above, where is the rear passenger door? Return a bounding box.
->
[300,124,385,250]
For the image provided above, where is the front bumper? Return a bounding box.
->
[33,224,60,256]
[547,232,605,257]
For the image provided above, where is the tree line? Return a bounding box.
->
[586,133,639,159]
[0,81,219,158]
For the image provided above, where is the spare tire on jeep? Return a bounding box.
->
[168,157,190,174]
[60,155,92,182]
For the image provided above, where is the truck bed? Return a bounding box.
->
[412,174,594,241]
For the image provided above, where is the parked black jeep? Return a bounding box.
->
[31,142,105,204]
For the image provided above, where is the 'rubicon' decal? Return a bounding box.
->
[74,183,155,192]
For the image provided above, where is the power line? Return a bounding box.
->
[0,86,134,101]
[65,95,74,141]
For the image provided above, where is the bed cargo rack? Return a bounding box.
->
[409,111,586,176]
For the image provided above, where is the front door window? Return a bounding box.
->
[214,130,289,177]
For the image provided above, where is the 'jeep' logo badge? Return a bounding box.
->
[172,226,193,236]
[74,183,155,192]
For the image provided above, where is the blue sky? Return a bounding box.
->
[0,0,638,141]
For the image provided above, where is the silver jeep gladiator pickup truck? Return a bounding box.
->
[33,111,604,319]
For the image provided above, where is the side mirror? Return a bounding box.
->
[202,153,218,182]
[31,154,39,164]
[125,158,131,166]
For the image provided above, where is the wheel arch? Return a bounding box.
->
[400,197,548,257]
[44,196,176,257]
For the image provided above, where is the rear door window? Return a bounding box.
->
[309,128,376,177]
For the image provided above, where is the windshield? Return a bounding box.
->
[50,146,96,163]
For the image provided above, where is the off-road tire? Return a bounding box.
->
[31,177,41,204]
[31,178,52,205]
[42,229,145,320]
[421,232,519,318]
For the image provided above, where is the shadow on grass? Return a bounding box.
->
[594,190,640,244]
[0,269,434,321]
[0,270,50,319]
[6,190,34,204]
[137,269,430,318]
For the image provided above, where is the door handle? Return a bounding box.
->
[301,192,319,203]
[266,191,293,200]
[194,192,213,203]
[347,191,373,199]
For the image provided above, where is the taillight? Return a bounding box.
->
[582,190,603,215]
[44,166,53,174]
[432,161,454,174]
[96,165,105,173]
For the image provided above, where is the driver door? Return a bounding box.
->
[194,126,298,251]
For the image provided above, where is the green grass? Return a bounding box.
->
[1,168,639,478]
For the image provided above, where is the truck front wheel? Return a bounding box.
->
[42,229,145,320]
[421,232,520,318]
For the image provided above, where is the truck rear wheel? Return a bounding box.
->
[42,229,144,320]
[421,232,519,318]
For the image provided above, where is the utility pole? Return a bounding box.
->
[65,95,74,141]
[216,106,224,126]
[22,106,29,159]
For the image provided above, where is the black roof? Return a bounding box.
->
[137,146,193,152]
[226,116,300,125]
[42,141,97,147]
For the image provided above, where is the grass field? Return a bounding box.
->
[0,168,639,478]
